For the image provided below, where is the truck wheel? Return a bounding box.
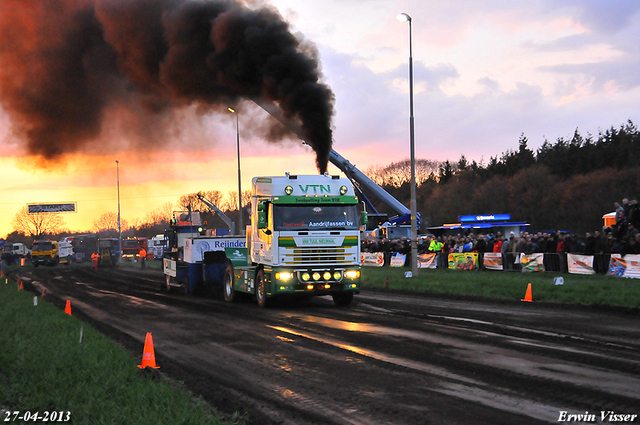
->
[223,263,239,302]
[332,292,354,306]
[255,269,269,308]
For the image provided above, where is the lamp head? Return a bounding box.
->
[396,13,411,23]
[228,107,236,114]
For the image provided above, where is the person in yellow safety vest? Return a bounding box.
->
[429,238,443,253]
[429,237,445,268]
[139,248,146,269]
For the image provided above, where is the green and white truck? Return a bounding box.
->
[163,173,365,306]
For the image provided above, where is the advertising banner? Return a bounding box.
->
[448,253,478,270]
[483,252,503,270]
[608,254,640,279]
[521,253,545,272]
[361,252,384,267]
[417,253,437,269]
[567,254,595,275]
[390,253,407,267]
[184,237,246,263]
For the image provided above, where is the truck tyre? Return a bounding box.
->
[255,268,269,308]
[332,292,354,306]
[223,262,239,302]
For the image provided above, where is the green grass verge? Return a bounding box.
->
[0,279,244,425]
[361,267,640,309]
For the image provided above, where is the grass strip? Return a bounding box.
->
[361,267,640,309]
[0,279,243,425]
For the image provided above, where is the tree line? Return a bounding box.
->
[364,120,640,235]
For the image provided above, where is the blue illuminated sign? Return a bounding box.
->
[459,214,511,222]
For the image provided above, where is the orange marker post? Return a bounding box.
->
[65,300,72,315]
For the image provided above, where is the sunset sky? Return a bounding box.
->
[1,0,639,238]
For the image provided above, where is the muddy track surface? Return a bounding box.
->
[13,265,640,425]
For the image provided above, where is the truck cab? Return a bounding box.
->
[230,173,363,306]
[31,240,59,267]
[58,240,74,265]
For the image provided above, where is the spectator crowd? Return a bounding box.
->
[362,198,640,259]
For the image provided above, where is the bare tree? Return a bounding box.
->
[365,159,442,187]
[221,190,251,212]
[11,205,65,238]
[142,201,174,227]
[178,190,224,212]
[93,212,127,236]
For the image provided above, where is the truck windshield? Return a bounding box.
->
[273,205,359,231]
[123,240,139,248]
[32,242,52,251]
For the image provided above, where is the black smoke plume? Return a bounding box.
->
[0,0,334,172]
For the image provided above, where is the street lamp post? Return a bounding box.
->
[116,160,122,261]
[228,107,243,235]
[396,12,419,277]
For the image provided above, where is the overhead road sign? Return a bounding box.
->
[28,203,77,214]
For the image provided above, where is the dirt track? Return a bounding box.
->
[13,264,640,424]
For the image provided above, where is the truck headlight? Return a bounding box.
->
[276,271,294,281]
[312,272,321,281]
[345,270,360,279]
[284,185,293,195]
[323,272,331,281]
[333,271,342,280]
[301,272,310,281]
[339,185,348,195]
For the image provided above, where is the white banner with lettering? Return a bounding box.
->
[390,253,407,267]
[567,254,595,275]
[520,253,545,272]
[608,254,640,279]
[417,253,437,269]
[483,252,503,270]
[361,252,384,267]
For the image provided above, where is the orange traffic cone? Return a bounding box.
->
[138,333,160,369]
[521,283,533,302]
[42,288,47,300]
[18,280,23,290]
[65,300,72,315]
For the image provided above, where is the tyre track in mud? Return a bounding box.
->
[13,265,640,424]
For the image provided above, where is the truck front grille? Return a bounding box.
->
[281,247,352,265]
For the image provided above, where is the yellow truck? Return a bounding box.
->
[31,240,59,267]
